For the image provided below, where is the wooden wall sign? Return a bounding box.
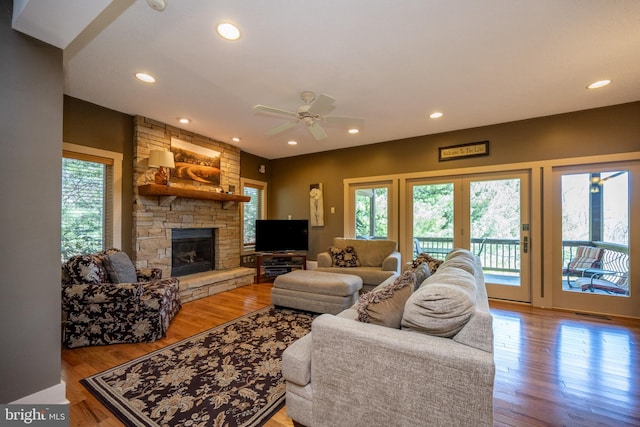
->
[439,141,490,161]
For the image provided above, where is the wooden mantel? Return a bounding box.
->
[138,184,250,209]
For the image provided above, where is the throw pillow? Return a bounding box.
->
[63,254,110,284]
[104,251,138,284]
[355,270,416,328]
[412,252,444,274]
[329,246,360,267]
[413,263,431,290]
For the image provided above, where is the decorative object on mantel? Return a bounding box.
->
[309,183,325,226]
[148,150,175,185]
[138,184,250,209]
[171,137,221,185]
[438,141,490,161]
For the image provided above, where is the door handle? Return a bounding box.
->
[523,236,529,253]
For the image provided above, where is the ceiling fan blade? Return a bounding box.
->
[323,116,365,129]
[253,104,298,118]
[265,120,299,136]
[308,94,336,116]
[307,122,328,140]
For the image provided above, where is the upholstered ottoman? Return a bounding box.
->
[271,270,363,314]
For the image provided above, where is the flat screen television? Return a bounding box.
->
[255,219,309,253]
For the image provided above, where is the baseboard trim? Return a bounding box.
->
[11,380,68,405]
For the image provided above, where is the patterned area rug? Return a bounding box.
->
[81,306,316,427]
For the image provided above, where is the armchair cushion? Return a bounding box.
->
[104,251,137,283]
[63,282,142,305]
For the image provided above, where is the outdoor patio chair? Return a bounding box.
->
[563,245,605,286]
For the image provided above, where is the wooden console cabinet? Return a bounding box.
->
[256,253,307,283]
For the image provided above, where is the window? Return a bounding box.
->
[61,143,122,261]
[355,187,389,239]
[241,178,267,253]
[345,179,397,241]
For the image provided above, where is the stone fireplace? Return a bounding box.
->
[132,116,254,302]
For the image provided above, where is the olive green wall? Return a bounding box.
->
[240,151,271,182]
[270,102,640,258]
[63,96,134,254]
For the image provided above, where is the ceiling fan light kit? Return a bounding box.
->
[253,91,364,142]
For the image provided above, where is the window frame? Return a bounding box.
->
[344,177,399,242]
[240,177,268,254]
[62,142,122,253]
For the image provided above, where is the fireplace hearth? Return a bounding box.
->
[172,228,215,277]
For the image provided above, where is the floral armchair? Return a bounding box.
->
[61,249,181,348]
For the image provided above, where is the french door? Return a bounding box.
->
[552,161,638,317]
[409,171,531,302]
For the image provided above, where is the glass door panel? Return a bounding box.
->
[355,187,389,239]
[553,161,638,317]
[561,169,630,297]
[465,173,531,302]
[412,182,455,258]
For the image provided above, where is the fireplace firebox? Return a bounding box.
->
[171,228,215,277]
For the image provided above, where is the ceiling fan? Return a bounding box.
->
[253,91,364,141]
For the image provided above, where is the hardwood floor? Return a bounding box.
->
[62,285,640,426]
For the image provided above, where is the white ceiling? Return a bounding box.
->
[14,0,640,159]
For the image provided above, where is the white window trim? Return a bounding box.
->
[62,142,123,250]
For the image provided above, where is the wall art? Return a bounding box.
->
[171,137,221,185]
[309,183,324,227]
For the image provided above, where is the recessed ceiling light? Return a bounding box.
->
[587,80,611,89]
[429,112,444,119]
[348,128,359,134]
[178,118,190,124]
[135,72,156,83]
[217,22,241,41]
[232,137,241,142]
[288,140,298,146]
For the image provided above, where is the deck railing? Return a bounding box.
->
[414,237,628,276]
[414,237,520,273]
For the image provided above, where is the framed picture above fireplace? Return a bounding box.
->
[171,137,221,185]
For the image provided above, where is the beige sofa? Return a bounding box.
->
[315,237,401,292]
[282,249,495,427]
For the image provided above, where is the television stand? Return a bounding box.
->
[256,253,307,283]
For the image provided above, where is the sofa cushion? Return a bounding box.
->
[355,270,415,328]
[329,246,360,267]
[401,268,476,337]
[104,251,138,284]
